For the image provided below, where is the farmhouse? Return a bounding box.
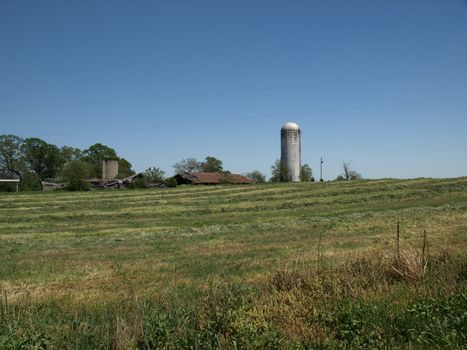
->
[174,172,253,185]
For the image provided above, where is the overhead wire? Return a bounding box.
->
[0,79,368,112]
[29,97,462,138]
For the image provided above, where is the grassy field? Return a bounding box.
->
[0,178,466,349]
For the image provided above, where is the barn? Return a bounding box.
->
[174,172,253,185]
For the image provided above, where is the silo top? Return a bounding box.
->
[281,122,300,131]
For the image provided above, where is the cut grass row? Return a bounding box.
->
[0,178,466,348]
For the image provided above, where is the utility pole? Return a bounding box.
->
[320,157,324,181]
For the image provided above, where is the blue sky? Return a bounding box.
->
[1,0,466,179]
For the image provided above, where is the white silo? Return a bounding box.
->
[281,122,301,182]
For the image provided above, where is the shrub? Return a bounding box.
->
[133,177,147,189]
[0,182,16,192]
[165,177,177,188]
[19,171,42,191]
[143,167,165,183]
[300,164,313,182]
[62,160,91,191]
[244,170,266,183]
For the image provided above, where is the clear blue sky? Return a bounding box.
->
[1,0,466,179]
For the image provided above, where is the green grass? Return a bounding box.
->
[0,178,466,349]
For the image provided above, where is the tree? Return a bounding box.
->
[0,134,26,180]
[82,143,118,177]
[23,138,63,180]
[270,160,290,182]
[244,170,266,183]
[60,146,82,162]
[201,156,223,173]
[300,164,314,182]
[339,160,362,180]
[117,158,135,179]
[144,167,166,182]
[173,158,202,174]
[62,160,91,191]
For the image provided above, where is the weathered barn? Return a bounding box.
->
[174,172,253,185]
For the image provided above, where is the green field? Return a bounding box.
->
[1,178,466,349]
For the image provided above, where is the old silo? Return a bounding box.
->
[102,159,119,179]
[281,122,301,182]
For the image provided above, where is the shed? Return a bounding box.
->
[0,179,19,192]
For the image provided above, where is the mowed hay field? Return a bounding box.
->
[1,178,466,349]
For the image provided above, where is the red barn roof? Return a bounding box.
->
[174,172,253,185]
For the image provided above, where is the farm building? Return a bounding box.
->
[174,172,253,185]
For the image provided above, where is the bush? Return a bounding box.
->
[20,171,42,191]
[62,160,91,191]
[300,164,313,182]
[244,170,266,183]
[165,177,177,188]
[133,177,147,189]
[143,167,165,183]
[0,182,16,192]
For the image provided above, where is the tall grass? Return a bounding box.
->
[0,249,465,349]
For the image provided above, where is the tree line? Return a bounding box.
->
[0,134,134,191]
[1,133,361,191]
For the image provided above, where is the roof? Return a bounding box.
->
[0,179,20,183]
[176,172,253,184]
[281,122,300,130]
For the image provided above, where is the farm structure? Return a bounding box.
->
[281,122,301,182]
[89,173,145,189]
[40,173,147,191]
[0,179,19,192]
[102,159,119,179]
[174,172,253,185]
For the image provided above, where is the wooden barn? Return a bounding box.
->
[174,172,253,185]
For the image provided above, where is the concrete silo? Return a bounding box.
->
[281,122,301,182]
[102,159,119,179]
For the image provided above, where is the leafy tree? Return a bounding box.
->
[82,143,118,177]
[63,160,91,191]
[270,160,290,182]
[244,170,266,183]
[300,164,314,182]
[201,156,223,173]
[117,158,135,179]
[144,167,166,182]
[60,146,82,162]
[0,134,26,180]
[339,160,362,180]
[23,138,63,180]
[173,158,202,174]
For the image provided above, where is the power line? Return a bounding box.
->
[0,79,367,112]
[28,98,460,138]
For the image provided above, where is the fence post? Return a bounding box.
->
[396,221,400,258]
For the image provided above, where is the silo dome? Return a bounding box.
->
[281,122,300,131]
